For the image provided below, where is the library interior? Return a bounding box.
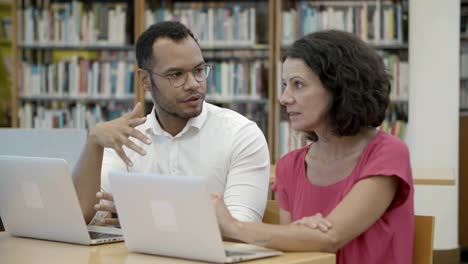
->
[0,0,466,264]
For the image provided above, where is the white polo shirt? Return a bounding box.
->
[101,102,270,222]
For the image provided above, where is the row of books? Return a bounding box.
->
[0,17,11,40]
[18,101,130,129]
[145,2,257,46]
[203,49,269,60]
[19,1,128,46]
[19,56,135,99]
[461,46,468,79]
[382,53,409,101]
[278,120,307,158]
[18,57,269,100]
[381,103,407,138]
[282,1,404,45]
[205,60,266,99]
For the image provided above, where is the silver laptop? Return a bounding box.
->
[0,156,123,245]
[108,171,282,263]
[0,128,87,168]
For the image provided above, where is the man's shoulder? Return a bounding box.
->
[204,102,254,128]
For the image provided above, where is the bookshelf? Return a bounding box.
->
[11,0,139,129]
[273,0,409,162]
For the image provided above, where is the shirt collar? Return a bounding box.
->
[143,101,208,136]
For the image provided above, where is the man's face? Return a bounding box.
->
[148,37,206,119]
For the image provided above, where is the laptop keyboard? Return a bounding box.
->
[89,231,121,240]
[225,250,255,257]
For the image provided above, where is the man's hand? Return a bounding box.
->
[88,102,151,167]
[94,192,119,226]
[291,213,332,232]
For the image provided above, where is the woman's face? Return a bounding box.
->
[280,58,332,133]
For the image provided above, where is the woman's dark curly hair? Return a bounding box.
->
[283,30,391,141]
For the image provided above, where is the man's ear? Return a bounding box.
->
[136,68,153,92]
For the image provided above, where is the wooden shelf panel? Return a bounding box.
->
[281,43,408,50]
[18,95,136,102]
[18,44,134,51]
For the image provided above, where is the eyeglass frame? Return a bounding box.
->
[145,63,213,88]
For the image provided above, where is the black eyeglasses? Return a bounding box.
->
[147,64,212,88]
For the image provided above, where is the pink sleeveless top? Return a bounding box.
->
[272,131,414,264]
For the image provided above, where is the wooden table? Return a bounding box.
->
[0,233,335,264]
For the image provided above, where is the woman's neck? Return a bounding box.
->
[309,128,378,162]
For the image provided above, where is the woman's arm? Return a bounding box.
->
[279,209,291,224]
[213,175,398,252]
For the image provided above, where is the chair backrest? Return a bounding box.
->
[414,215,435,264]
[263,200,280,224]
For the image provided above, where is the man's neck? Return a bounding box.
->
[154,110,189,137]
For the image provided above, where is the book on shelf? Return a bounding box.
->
[461,42,468,79]
[381,52,409,101]
[18,101,131,129]
[19,50,135,99]
[145,1,261,47]
[281,0,404,46]
[206,60,266,99]
[0,16,11,40]
[18,0,129,46]
[461,81,468,110]
[279,120,308,158]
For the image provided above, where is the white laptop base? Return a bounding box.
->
[0,156,123,245]
[109,172,282,263]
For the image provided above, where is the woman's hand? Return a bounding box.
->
[211,193,239,239]
[291,213,332,232]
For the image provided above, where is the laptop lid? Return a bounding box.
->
[0,156,123,245]
[109,172,228,263]
[0,129,87,169]
[109,172,282,263]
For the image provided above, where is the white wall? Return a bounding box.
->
[407,0,460,249]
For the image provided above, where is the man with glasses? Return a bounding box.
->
[72,21,270,227]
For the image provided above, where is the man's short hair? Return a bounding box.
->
[135,21,198,70]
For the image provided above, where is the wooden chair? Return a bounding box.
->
[413,215,435,264]
[262,199,280,224]
[262,200,435,264]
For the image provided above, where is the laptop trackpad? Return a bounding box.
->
[224,243,277,255]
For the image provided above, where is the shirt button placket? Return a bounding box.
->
[170,139,178,175]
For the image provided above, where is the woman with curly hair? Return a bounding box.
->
[212,30,414,264]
